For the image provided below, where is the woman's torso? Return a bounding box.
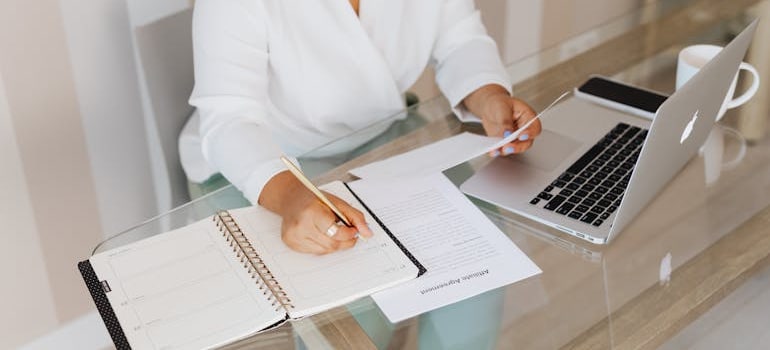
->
[259,0,444,154]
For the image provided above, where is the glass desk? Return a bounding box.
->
[95,0,770,348]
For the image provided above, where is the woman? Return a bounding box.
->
[188,0,542,255]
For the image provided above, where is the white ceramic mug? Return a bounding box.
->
[676,44,760,121]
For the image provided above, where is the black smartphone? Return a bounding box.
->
[574,75,669,119]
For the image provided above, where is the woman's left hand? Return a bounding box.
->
[462,84,541,157]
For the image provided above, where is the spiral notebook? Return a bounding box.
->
[78,181,425,350]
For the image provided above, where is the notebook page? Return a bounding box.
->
[89,218,285,350]
[348,173,542,323]
[228,181,419,318]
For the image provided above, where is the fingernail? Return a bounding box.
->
[519,134,529,141]
[490,150,501,158]
[514,110,523,119]
[503,130,512,138]
[504,146,515,155]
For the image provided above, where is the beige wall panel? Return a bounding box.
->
[0,74,60,350]
[0,0,103,323]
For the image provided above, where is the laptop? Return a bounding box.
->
[460,20,758,245]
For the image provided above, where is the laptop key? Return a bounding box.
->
[556,203,575,215]
[614,123,630,132]
[598,199,612,208]
[576,204,590,213]
[575,189,590,198]
[538,192,553,200]
[592,219,604,227]
[544,185,555,192]
[581,198,596,207]
[573,176,587,185]
[568,211,583,220]
[600,212,610,220]
[589,192,602,200]
[625,126,641,137]
[610,187,624,195]
[566,144,606,175]
[590,205,605,213]
[588,178,602,186]
[604,193,618,201]
[552,180,567,188]
[559,189,574,197]
[581,212,598,223]
[544,195,566,211]
[529,198,540,205]
[559,173,574,182]
[601,180,616,188]
[568,196,582,204]
[582,184,596,192]
[607,205,618,213]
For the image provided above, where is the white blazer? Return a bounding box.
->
[185,0,511,203]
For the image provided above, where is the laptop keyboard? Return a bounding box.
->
[529,123,648,227]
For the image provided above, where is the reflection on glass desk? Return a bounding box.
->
[95,0,770,348]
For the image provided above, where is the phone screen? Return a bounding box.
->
[577,77,668,113]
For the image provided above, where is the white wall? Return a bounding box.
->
[58,0,158,236]
[0,0,192,347]
[0,73,60,350]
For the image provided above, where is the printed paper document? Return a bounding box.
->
[349,92,569,180]
[348,173,542,323]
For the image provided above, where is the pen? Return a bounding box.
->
[280,156,353,227]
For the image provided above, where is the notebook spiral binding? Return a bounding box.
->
[214,211,294,312]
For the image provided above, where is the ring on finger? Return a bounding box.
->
[325,221,342,237]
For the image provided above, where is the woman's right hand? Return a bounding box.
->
[258,171,374,254]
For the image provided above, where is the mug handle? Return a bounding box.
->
[726,62,760,109]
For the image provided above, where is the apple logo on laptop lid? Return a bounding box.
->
[680,110,699,144]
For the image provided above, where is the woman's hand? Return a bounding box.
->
[258,171,374,254]
[462,84,541,157]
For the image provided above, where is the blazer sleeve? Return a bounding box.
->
[189,0,291,204]
[431,0,513,123]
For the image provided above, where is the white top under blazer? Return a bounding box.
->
[185,0,511,203]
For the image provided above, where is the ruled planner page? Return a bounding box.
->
[228,181,420,319]
[89,218,285,350]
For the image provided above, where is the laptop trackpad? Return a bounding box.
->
[511,130,581,172]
